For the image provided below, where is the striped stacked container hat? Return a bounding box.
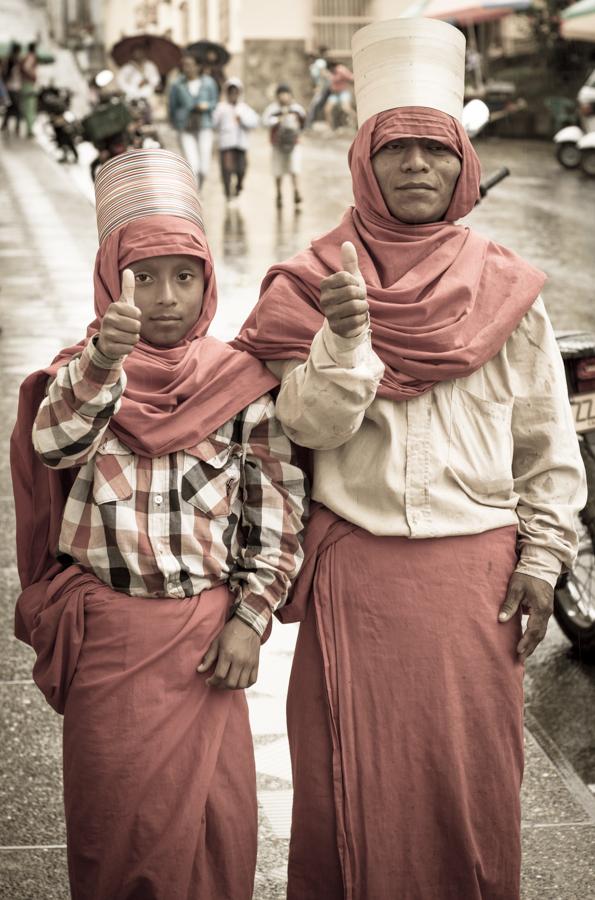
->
[94,149,205,245]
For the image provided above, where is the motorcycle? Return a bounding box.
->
[553,69,595,177]
[475,157,595,660]
[553,335,595,659]
[38,86,82,164]
[83,71,162,181]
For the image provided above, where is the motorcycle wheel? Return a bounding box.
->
[580,148,595,178]
[554,517,595,661]
[555,141,582,169]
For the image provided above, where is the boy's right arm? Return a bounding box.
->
[33,269,141,468]
[32,339,126,468]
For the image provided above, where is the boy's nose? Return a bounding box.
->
[159,281,177,304]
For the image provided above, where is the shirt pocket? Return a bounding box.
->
[447,385,516,507]
[93,436,135,504]
[181,438,242,519]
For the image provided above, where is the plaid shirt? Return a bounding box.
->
[32,338,307,636]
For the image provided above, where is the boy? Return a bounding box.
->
[262,83,306,209]
[11,148,307,900]
[213,78,259,202]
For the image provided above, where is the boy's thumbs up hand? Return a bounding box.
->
[320,241,369,339]
[97,268,142,360]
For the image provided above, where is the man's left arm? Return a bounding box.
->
[499,296,587,659]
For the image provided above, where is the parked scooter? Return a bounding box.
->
[553,334,595,659]
[471,136,595,659]
[38,86,82,163]
[83,71,162,181]
[553,69,595,177]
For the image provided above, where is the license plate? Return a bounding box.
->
[570,391,595,432]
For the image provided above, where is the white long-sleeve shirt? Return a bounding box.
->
[267,296,587,588]
[116,60,160,101]
[212,100,259,151]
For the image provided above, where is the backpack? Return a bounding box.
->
[276,112,300,153]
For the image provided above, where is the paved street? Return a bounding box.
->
[1,127,595,899]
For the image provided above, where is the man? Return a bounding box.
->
[116,43,161,106]
[168,52,219,189]
[234,17,586,900]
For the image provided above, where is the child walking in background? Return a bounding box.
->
[262,83,306,209]
[11,148,307,900]
[213,78,259,203]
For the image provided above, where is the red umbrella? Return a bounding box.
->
[111,34,182,76]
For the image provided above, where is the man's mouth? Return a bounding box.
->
[397,182,435,191]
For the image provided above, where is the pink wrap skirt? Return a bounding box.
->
[284,511,524,900]
[16,570,257,900]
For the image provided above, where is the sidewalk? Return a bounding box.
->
[1,134,595,900]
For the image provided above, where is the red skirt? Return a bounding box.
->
[285,512,524,900]
[17,570,257,900]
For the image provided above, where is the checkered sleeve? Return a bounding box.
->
[32,336,126,469]
[230,396,308,637]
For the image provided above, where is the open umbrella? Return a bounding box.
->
[402,0,532,25]
[560,0,595,41]
[186,40,231,66]
[111,35,182,76]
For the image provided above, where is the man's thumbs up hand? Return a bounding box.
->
[320,241,369,339]
[97,268,142,360]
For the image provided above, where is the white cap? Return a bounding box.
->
[352,17,466,126]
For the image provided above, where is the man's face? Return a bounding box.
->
[278,91,292,107]
[227,86,240,104]
[371,138,462,224]
[132,47,146,64]
[181,55,199,79]
[126,254,205,347]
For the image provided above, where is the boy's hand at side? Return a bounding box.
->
[197,617,261,690]
[97,268,142,360]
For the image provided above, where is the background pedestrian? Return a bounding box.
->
[1,41,22,135]
[262,84,305,209]
[324,60,354,129]
[168,52,219,189]
[19,41,38,138]
[213,77,259,203]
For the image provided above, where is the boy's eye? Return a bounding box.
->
[428,143,448,152]
[134,273,152,284]
[178,272,194,282]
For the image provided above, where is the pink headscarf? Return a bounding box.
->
[50,214,276,457]
[11,214,276,593]
[234,107,546,400]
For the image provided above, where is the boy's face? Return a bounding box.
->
[278,91,292,106]
[126,254,205,347]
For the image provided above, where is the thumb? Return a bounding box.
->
[120,268,136,306]
[499,581,523,622]
[340,240,360,277]
[197,637,219,672]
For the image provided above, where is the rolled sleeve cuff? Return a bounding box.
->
[515,545,563,589]
[83,335,126,382]
[321,318,383,375]
[233,597,273,639]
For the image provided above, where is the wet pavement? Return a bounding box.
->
[1,126,595,898]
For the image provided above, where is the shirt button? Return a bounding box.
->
[154,494,163,506]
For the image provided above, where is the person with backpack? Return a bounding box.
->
[262,84,305,209]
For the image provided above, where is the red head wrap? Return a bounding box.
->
[234,107,546,401]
